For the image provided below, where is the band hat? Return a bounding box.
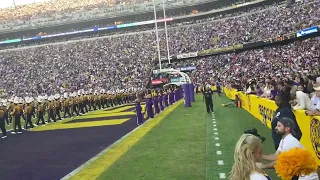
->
[14,97,19,104]
[27,97,33,104]
[135,98,141,102]
[25,97,31,104]
[24,96,29,103]
[37,96,43,103]
[2,99,8,106]
[19,97,24,104]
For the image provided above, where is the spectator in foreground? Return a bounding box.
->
[260,117,319,180]
[271,93,302,150]
[229,134,271,180]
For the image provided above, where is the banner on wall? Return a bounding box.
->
[223,87,320,166]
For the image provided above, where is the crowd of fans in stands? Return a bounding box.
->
[168,36,320,112]
[0,0,319,108]
[1,0,319,52]
[0,35,154,97]
[0,0,254,31]
[0,0,146,25]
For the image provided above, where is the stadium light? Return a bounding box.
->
[162,1,171,64]
[153,0,162,70]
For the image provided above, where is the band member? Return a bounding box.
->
[163,91,169,107]
[63,93,72,118]
[48,96,56,122]
[19,98,26,124]
[36,96,46,125]
[24,97,34,129]
[31,98,36,118]
[7,98,14,125]
[153,94,160,114]
[158,93,164,111]
[0,101,7,138]
[55,95,62,121]
[145,94,154,119]
[11,97,22,134]
[169,89,174,105]
[135,99,144,125]
[73,94,79,116]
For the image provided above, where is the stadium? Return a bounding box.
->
[0,0,320,179]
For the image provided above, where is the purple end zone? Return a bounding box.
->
[0,115,138,180]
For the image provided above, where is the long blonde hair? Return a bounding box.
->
[229,134,262,180]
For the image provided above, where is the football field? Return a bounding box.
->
[0,95,280,180]
[91,94,279,180]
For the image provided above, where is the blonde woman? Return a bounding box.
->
[229,134,272,180]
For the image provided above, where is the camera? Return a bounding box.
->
[244,128,266,143]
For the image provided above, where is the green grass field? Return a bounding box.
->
[96,94,280,180]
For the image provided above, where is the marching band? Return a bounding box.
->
[0,89,138,139]
[0,87,184,139]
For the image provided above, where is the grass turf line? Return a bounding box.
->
[207,95,278,179]
[96,96,207,180]
[68,100,185,180]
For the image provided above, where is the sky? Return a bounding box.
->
[0,0,50,9]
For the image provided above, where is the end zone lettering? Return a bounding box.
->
[258,105,275,122]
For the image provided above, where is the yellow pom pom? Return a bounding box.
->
[275,148,318,180]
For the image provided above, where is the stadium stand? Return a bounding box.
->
[0,0,319,97]
[0,0,254,32]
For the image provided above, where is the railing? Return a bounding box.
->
[223,87,320,166]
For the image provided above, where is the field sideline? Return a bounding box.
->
[1,95,280,179]
[68,94,279,180]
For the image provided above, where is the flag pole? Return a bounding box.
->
[162,1,170,64]
[153,0,162,70]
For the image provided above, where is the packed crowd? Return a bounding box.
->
[2,1,319,54]
[0,0,250,31]
[171,37,320,113]
[0,0,277,43]
[0,34,154,97]
[0,1,318,104]
[0,0,147,24]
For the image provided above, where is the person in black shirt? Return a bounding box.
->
[203,87,214,113]
[271,93,302,150]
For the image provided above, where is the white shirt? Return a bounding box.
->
[263,86,271,97]
[250,172,269,180]
[310,95,320,111]
[277,134,319,180]
[293,91,312,110]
